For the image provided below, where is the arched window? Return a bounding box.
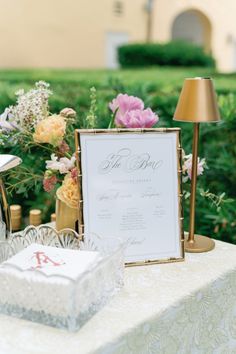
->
[171,9,211,52]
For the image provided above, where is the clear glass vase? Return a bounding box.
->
[56,197,78,231]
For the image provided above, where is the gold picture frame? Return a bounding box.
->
[75,128,184,266]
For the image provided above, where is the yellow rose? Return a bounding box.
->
[33,115,66,146]
[56,174,79,209]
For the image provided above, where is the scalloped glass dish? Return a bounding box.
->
[0,225,125,331]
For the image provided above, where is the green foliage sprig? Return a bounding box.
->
[85,87,97,128]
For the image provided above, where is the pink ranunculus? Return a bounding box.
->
[43,175,57,192]
[58,140,70,155]
[119,108,159,128]
[109,94,144,126]
[70,167,78,182]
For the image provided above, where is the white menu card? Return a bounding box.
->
[78,130,183,265]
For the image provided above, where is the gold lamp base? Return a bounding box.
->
[184,234,215,253]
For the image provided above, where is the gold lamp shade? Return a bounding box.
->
[174,77,221,123]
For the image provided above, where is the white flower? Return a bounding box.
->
[0,108,18,131]
[36,81,50,89]
[8,81,52,130]
[58,157,76,174]
[15,89,24,96]
[183,153,206,181]
[46,154,76,174]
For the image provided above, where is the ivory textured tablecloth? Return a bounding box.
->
[0,240,236,354]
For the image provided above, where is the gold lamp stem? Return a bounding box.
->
[185,123,215,253]
[188,123,199,242]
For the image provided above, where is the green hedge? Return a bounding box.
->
[118,41,215,68]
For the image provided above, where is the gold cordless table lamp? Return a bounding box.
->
[174,77,221,253]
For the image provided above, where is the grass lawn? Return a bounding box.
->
[0,66,235,91]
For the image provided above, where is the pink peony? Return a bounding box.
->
[109,94,144,126]
[118,108,159,128]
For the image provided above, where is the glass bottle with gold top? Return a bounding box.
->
[50,213,56,222]
[10,205,22,231]
[29,209,42,226]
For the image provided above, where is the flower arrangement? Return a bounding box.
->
[0,82,230,225]
[34,107,78,210]
[43,92,160,210]
[0,81,78,213]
